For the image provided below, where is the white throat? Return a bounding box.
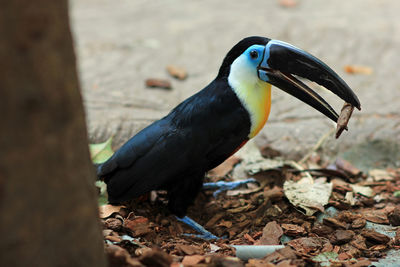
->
[228,54,272,138]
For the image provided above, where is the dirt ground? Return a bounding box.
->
[99,146,400,266]
[71,0,400,166]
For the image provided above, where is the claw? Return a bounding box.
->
[176,216,219,240]
[203,178,258,197]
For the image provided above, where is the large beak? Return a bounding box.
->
[257,40,361,122]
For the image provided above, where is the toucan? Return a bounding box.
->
[97,36,361,239]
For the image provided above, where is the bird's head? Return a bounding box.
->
[218,36,361,132]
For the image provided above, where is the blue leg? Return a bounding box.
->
[203,178,258,197]
[176,216,218,240]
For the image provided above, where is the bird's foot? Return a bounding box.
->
[176,216,219,240]
[203,178,258,197]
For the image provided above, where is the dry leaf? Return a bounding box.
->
[351,184,374,197]
[123,216,152,237]
[99,204,126,218]
[284,178,332,216]
[208,156,240,178]
[145,78,171,89]
[369,169,394,181]
[279,0,298,8]
[176,244,203,256]
[181,255,205,265]
[166,65,187,80]
[281,224,306,236]
[256,221,283,245]
[361,229,390,244]
[344,65,373,75]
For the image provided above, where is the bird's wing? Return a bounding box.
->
[98,80,251,202]
[97,119,168,178]
[100,120,199,202]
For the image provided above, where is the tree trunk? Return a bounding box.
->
[0,1,106,266]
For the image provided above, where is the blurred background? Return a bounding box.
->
[70,0,400,170]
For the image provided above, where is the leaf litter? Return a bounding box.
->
[90,137,400,266]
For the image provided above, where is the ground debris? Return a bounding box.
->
[139,248,172,267]
[361,229,391,244]
[388,206,400,226]
[105,244,144,267]
[281,223,306,237]
[166,65,188,80]
[323,217,347,229]
[123,214,152,237]
[145,78,172,89]
[256,221,283,245]
[330,230,355,245]
[97,148,400,266]
[343,64,373,75]
[278,0,298,8]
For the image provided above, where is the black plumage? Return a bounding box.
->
[98,37,270,217]
[98,83,250,217]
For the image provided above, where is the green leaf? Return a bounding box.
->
[90,137,114,164]
[394,191,400,197]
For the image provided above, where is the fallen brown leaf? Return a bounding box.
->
[361,229,391,244]
[344,65,373,75]
[99,204,126,218]
[256,221,283,245]
[123,215,152,237]
[145,78,171,89]
[362,209,389,224]
[182,255,205,266]
[208,156,241,178]
[166,65,188,80]
[288,237,330,255]
[351,218,366,229]
[330,230,355,245]
[278,0,298,8]
[176,244,203,256]
[281,224,306,237]
[322,217,347,229]
[104,217,123,231]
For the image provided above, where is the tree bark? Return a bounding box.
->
[0,1,106,266]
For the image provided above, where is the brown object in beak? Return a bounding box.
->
[336,102,355,139]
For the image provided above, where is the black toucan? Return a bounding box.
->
[97,36,361,239]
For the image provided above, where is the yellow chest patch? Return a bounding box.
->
[234,82,271,138]
[248,83,271,137]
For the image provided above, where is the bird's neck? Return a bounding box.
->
[228,77,272,138]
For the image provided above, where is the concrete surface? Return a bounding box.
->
[71,0,400,168]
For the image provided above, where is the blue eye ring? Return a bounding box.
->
[250,50,258,59]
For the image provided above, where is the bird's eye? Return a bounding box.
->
[250,50,258,59]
